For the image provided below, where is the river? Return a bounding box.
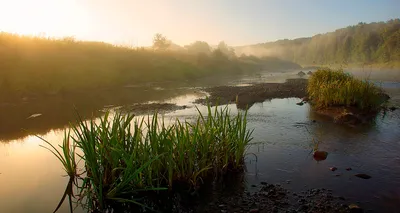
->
[0,68,399,213]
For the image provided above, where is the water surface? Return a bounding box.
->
[1,69,399,213]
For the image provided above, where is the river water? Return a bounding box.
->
[0,69,399,213]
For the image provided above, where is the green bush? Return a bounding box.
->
[307,68,385,110]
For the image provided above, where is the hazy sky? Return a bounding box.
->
[0,0,398,46]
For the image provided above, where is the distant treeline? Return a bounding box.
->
[0,33,299,101]
[236,19,400,67]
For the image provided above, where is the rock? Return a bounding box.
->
[221,210,227,213]
[307,71,313,75]
[302,96,310,102]
[251,184,257,187]
[297,71,306,76]
[296,102,304,106]
[349,204,364,213]
[330,167,337,171]
[286,180,291,184]
[260,181,267,185]
[313,151,328,161]
[249,209,259,213]
[389,106,397,111]
[346,167,352,171]
[355,174,371,179]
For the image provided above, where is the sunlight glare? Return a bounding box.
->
[0,0,89,38]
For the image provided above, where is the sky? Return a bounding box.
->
[0,0,398,46]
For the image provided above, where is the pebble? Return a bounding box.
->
[330,167,338,171]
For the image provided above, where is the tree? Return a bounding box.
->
[184,41,211,55]
[152,33,170,51]
[216,41,236,59]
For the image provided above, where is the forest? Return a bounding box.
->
[0,33,299,102]
[236,19,400,67]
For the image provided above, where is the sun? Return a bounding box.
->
[0,0,88,38]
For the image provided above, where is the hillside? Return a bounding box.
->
[235,19,400,68]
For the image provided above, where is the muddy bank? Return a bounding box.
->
[195,79,308,109]
[199,182,354,213]
[119,103,189,115]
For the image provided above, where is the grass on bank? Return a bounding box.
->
[307,68,386,110]
[42,104,253,212]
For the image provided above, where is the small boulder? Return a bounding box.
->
[302,96,310,102]
[313,151,328,161]
[307,71,313,75]
[349,204,364,213]
[330,167,338,171]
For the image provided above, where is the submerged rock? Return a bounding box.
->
[355,174,371,179]
[389,106,398,111]
[26,113,42,119]
[333,112,362,125]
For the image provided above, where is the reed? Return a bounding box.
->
[41,104,253,212]
[307,68,385,110]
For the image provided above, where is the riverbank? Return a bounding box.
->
[301,62,400,70]
[195,78,308,109]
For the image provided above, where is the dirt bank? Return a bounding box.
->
[120,103,189,115]
[195,79,308,109]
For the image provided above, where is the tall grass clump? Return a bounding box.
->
[307,68,386,110]
[42,104,253,212]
